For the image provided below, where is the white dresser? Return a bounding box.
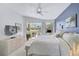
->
[0,35,26,56]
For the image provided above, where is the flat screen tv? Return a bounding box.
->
[4,25,17,36]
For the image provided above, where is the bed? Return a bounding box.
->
[26,33,78,56]
[28,35,60,56]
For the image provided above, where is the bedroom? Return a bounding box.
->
[0,3,79,56]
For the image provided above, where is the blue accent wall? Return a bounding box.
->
[56,3,79,33]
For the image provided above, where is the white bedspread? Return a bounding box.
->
[27,35,61,56]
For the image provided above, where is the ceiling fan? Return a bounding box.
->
[36,3,47,16]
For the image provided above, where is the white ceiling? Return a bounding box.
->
[1,3,71,20]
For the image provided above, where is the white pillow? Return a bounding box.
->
[55,31,64,38]
[63,33,76,47]
[73,33,79,43]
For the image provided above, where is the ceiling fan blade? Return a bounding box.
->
[39,12,44,16]
[42,10,48,13]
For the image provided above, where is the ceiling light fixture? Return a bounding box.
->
[37,3,43,16]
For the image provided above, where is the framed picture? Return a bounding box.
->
[64,14,77,28]
[15,23,22,32]
[4,25,17,36]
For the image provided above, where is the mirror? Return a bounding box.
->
[26,23,42,40]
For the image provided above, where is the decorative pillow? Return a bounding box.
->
[63,33,76,47]
[73,33,79,43]
[55,31,64,38]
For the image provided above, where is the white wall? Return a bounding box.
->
[0,5,25,38]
